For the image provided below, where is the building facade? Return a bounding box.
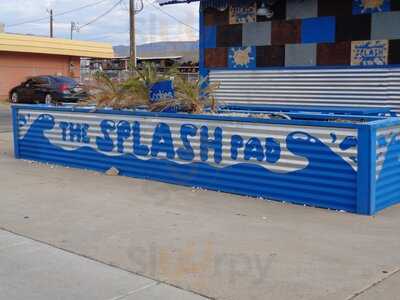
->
[161,0,400,111]
[0,33,114,100]
[200,0,400,69]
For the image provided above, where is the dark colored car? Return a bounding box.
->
[9,76,87,104]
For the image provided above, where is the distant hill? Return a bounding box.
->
[113,41,199,62]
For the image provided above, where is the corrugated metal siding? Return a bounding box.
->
[376,125,400,211]
[16,108,358,212]
[210,67,400,112]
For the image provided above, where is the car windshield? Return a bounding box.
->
[53,77,78,88]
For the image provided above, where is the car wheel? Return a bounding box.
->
[10,92,19,103]
[45,94,54,105]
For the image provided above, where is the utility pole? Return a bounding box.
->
[49,9,54,38]
[70,22,78,40]
[129,0,136,71]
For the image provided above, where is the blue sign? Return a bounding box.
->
[18,112,358,180]
[16,109,369,213]
[149,80,174,103]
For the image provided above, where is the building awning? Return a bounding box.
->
[158,0,228,10]
[158,0,199,5]
[0,33,114,58]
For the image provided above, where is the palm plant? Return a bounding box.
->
[82,71,148,109]
[82,63,219,114]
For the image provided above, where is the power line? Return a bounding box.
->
[79,0,124,30]
[56,0,111,17]
[7,0,112,27]
[143,0,198,32]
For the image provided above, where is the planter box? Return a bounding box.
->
[11,105,400,215]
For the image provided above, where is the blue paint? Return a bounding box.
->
[177,124,197,161]
[244,137,264,162]
[330,133,337,144]
[353,0,390,14]
[17,111,360,213]
[132,121,150,156]
[11,106,20,159]
[265,138,281,163]
[228,47,256,69]
[301,17,336,44]
[340,136,358,151]
[231,135,244,160]
[376,129,400,211]
[356,126,374,214]
[204,25,216,48]
[60,121,69,141]
[151,123,175,159]
[377,135,387,147]
[117,121,131,153]
[200,126,222,164]
[149,80,174,103]
[69,123,83,143]
[96,120,116,152]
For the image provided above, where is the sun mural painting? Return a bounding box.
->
[228,47,256,69]
[353,0,390,14]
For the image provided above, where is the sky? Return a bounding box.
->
[0,0,199,45]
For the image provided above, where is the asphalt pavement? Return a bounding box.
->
[1,102,400,299]
[0,104,209,300]
[0,103,11,133]
[0,129,400,300]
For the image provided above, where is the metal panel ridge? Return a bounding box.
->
[209,67,400,112]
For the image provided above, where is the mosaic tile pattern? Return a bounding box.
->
[243,22,271,46]
[256,46,285,67]
[229,0,257,24]
[271,20,301,45]
[286,0,318,20]
[351,40,389,66]
[204,26,216,48]
[336,15,371,42]
[353,0,390,15]
[205,48,228,68]
[202,0,400,68]
[301,16,336,44]
[216,24,242,47]
[204,7,229,26]
[371,11,400,40]
[228,46,256,68]
[389,40,400,64]
[317,42,351,66]
[318,0,353,17]
[285,44,317,66]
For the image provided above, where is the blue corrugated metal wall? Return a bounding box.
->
[13,106,363,213]
[375,124,400,211]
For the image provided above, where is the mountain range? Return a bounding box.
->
[113,40,199,62]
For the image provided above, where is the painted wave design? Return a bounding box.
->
[19,114,358,212]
